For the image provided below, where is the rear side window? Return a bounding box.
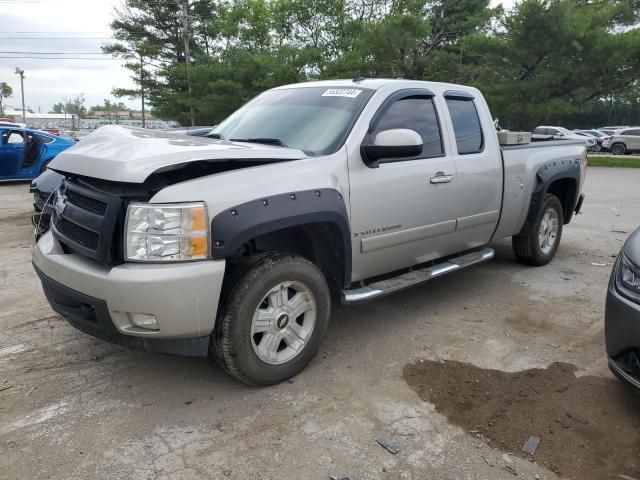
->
[35,133,55,144]
[445,98,484,154]
[622,129,640,136]
[372,96,443,158]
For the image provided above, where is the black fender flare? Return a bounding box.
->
[210,188,352,286]
[524,159,582,231]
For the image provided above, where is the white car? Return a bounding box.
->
[533,126,596,149]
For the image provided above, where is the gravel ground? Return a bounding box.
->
[0,167,639,480]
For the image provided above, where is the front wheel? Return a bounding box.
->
[611,143,626,155]
[212,253,331,386]
[512,194,563,266]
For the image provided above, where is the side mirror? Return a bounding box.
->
[362,129,423,167]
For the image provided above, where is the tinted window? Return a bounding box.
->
[446,98,484,154]
[623,129,640,136]
[372,96,443,157]
[533,128,545,135]
[35,133,54,144]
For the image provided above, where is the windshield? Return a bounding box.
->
[211,86,373,155]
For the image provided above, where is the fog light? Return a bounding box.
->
[127,313,159,331]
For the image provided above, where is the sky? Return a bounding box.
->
[0,0,515,114]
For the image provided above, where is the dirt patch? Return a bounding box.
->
[404,360,640,479]
[0,211,32,227]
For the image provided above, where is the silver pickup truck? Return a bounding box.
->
[32,79,586,385]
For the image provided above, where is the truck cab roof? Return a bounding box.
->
[272,78,481,96]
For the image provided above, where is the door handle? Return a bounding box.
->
[430,172,454,184]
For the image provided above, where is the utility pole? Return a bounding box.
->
[139,53,146,128]
[179,0,195,126]
[14,68,26,123]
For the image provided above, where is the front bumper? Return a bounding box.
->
[605,259,640,388]
[32,231,226,354]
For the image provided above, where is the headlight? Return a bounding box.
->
[616,254,640,302]
[125,202,209,262]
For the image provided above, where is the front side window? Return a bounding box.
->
[445,98,484,154]
[372,96,443,158]
[4,131,25,145]
[211,86,373,155]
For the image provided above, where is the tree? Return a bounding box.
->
[51,102,65,114]
[52,95,87,117]
[465,0,640,129]
[105,0,640,128]
[0,82,12,115]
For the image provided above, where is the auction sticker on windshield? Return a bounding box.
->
[321,88,362,98]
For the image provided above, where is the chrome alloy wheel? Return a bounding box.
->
[538,207,560,255]
[250,281,317,365]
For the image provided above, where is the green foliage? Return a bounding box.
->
[0,81,12,115]
[51,95,86,117]
[587,155,640,168]
[107,0,640,128]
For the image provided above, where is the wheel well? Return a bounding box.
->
[547,177,577,224]
[232,222,348,293]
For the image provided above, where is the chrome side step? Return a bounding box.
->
[341,247,495,304]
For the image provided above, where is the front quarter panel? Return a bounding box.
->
[150,150,352,275]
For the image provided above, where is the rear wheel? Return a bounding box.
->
[212,253,331,386]
[611,143,626,155]
[512,194,563,266]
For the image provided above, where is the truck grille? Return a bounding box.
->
[56,217,100,250]
[51,179,124,264]
[64,189,108,216]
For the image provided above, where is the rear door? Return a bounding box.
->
[621,129,640,150]
[441,91,502,247]
[0,129,26,177]
[347,89,461,281]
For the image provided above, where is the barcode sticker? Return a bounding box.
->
[322,88,362,98]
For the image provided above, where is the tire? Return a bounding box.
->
[212,253,331,386]
[611,143,626,155]
[512,193,563,266]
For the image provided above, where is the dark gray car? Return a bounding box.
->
[606,227,640,389]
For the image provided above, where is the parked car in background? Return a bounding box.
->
[599,127,629,136]
[573,131,603,152]
[606,227,640,389]
[532,126,596,149]
[34,79,586,385]
[575,129,612,152]
[601,127,640,155]
[0,127,74,181]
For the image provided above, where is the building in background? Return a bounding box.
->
[3,105,79,129]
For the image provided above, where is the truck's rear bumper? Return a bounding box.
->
[32,231,226,351]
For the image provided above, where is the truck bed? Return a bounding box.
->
[493,139,587,241]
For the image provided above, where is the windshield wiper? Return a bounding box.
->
[230,137,289,148]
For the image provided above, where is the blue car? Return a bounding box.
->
[0,127,74,181]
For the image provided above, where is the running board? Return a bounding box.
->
[341,247,495,304]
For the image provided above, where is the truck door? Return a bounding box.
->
[347,89,462,281]
[0,129,26,177]
[441,91,502,248]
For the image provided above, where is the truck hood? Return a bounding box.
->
[48,125,307,183]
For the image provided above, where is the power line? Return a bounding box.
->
[0,51,107,55]
[0,56,119,60]
[0,31,106,34]
[0,37,112,40]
